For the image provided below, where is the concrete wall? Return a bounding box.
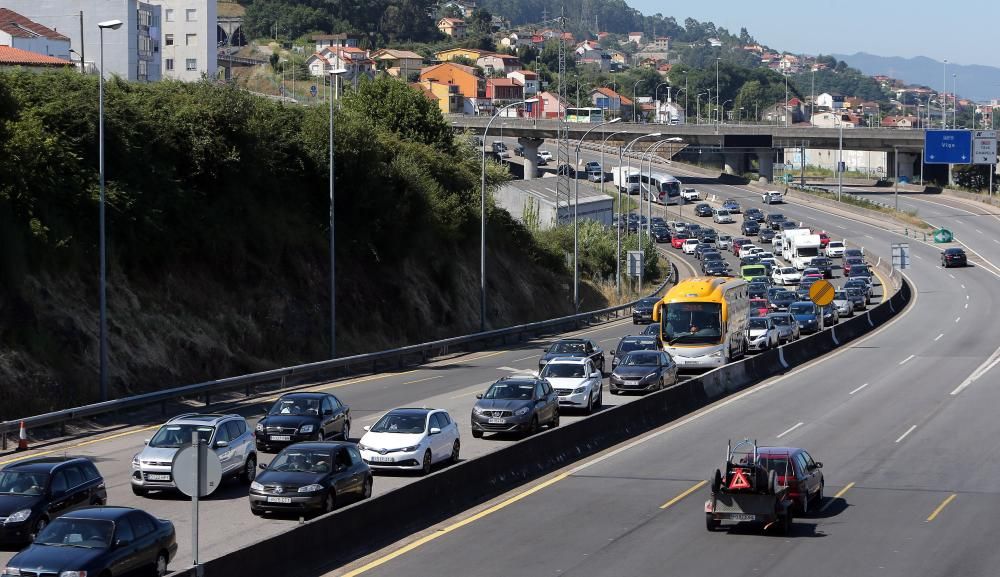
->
[0,33,70,61]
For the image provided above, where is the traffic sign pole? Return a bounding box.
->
[192,431,200,570]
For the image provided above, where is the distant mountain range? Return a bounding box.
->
[832,52,1000,102]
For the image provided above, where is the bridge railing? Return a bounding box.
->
[0,265,677,448]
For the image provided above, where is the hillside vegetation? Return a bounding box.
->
[0,71,623,419]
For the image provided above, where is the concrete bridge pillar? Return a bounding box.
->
[756,149,775,183]
[896,151,918,181]
[518,137,544,180]
[723,151,744,176]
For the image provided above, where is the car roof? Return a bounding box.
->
[166,413,237,425]
[383,408,433,417]
[756,446,804,456]
[5,456,93,473]
[554,338,588,344]
[279,441,354,450]
[277,392,329,400]
[62,506,141,521]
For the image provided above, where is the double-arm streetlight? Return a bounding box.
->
[621,133,661,290]
[327,67,347,358]
[600,130,630,296]
[97,18,122,402]
[696,90,710,125]
[573,117,621,311]
[721,99,733,124]
[480,98,538,331]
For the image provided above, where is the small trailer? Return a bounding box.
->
[704,438,794,534]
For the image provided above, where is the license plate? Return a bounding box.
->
[370,456,394,463]
[270,435,291,441]
[266,496,292,504]
[147,474,170,481]
[488,418,506,424]
[730,514,755,521]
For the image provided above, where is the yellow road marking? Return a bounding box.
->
[402,376,444,385]
[819,482,855,512]
[341,472,571,577]
[659,480,707,509]
[0,424,162,466]
[926,493,957,522]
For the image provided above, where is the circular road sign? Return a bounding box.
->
[809,279,835,307]
[933,228,954,243]
[172,443,223,498]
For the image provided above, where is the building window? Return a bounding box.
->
[185,9,197,22]
[166,58,174,71]
[165,9,174,22]
[186,58,197,71]
[165,34,173,46]
[138,59,148,79]
[186,33,197,46]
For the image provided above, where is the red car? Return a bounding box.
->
[671,233,689,249]
[756,447,825,514]
[818,232,831,247]
[749,298,769,316]
[731,238,751,256]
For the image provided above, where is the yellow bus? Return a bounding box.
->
[652,277,750,369]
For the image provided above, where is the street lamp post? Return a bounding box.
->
[837,114,844,202]
[574,118,621,311]
[721,99,733,124]
[97,18,122,402]
[784,72,789,127]
[632,79,642,123]
[622,133,661,293]
[715,57,721,126]
[327,67,347,359]
[654,82,668,123]
[480,98,537,331]
[601,130,630,296]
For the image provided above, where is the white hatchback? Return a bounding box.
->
[538,150,553,161]
[682,238,700,254]
[359,408,460,475]
[772,266,801,285]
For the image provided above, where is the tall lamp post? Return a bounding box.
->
[715,57,721,126]
[721,99,733,124]
[632,79,642,123]
[600,130,630,296]
[621,133,661,292]
[654,82,668,123]
[97,18,122,402]
[480,98,537,331]
[573,117,621,311]
[327,67,347,358]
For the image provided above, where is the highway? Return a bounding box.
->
[329,153,1000,577]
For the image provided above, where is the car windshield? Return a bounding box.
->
[775,291,795,300]
[540,363,586,378]
[779,267,796,274]
[618,339,655,353]
[835,291,847,300]
[770,315,791,326]
[620,352,660,366]
[483,382,535,400]
[748,318,769,330]
[789,303,815,314]
[268,448,335,473]
[269,398,320,416]
[0,471,49,495]
[636,298,658,308]
[370,412,427,434]
[549,341,587,354]
[35,518,114,549]
[149,424,214,448]
[663,302,723,345]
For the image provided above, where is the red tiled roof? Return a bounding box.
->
[0,45,71,66]
[0,8,68,41]
[488,78,519,86]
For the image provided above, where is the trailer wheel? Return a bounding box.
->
[712,469,722,494]
[705,514,720,532]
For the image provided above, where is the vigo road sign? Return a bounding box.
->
[809,279,835,307]
[924,130,971,164]
[973,130,997,165]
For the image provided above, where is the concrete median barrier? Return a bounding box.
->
[169,278,913,577]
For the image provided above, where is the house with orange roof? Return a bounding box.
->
[419,61,485,102]
[0,8,70,62]
[437,18,467,38]
[0,44,71,71]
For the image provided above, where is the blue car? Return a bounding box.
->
[788,301,824,334]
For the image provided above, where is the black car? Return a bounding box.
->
[471,377,559,436]
[695,203,713,217]
[539,338,604,372]
[693,243,716,260]
[844,278,873,303]
[741,220,760,235]
[651,226,671,243]
[641,323,661,338]
[809,257,834,278]
[556,164,577,177]
[748,282,768,300]
[843,248,865,261]
[821,303,840,326]
[250,442,372,516]
[941,247,967,267]
[769,290,798,311]
[703,260,730,276]
[4,506,176,576]
[255,392,352,453]
[0,457,108,546]
[632,297,659,324]
[759,228,776,243]
[513,143,524,156]
[700,252,724,272]
[766,214,787,230]
[744,208,764,222]
[609,351,678,395]
[611,335,660,369]
[739,255,762,267]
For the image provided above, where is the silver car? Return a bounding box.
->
[832,290,855,318]
[767,313,800,343]
[131,413,257,496]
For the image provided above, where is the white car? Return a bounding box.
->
[718,234,733,250]
[762,190,783,204]
[359,408,461,474]
[538,150,553,162]
[682,238,700,254]
[681,187,700,201]
[746,317,780,351]
[825,240,846,258]
[772,266,801,285]
[756,251,776,261]
[713,209,734,224]
[538,357,603,413]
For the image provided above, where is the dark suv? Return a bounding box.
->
[471,377,559,436]
[0,457,107,546]
[941,247,967,267]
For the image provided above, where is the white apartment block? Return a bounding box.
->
[0,0,215,81]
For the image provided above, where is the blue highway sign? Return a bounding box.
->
[925,130,972,164]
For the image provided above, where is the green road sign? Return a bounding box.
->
[933,229,954,243]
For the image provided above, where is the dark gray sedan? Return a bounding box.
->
[609,351,678,395]
[471,377,559,437]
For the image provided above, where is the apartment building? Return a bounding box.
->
[156,0,216,80]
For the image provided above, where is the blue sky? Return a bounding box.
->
[630,2,997,67]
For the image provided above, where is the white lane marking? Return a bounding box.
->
[994,239,1000,244]
[951,351,1000,396]
[914,254,924,260]
[934,334,945,342]
[849,383,869,395]
[895,425,918,444]
[496,366,526,373]
[949,274,956,279]
[864,234,875,239]
[955,219,964,225]
[966,295,970,300]
[899,354,916,366]
[512,355,536,362]
[776,422,804,439]
[965,303,969,309]
[955,317,962,323]
[960,284,966,289]
[976,229,984,234]
[836,225,847,229]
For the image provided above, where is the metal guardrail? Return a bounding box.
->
[0,265,678,448]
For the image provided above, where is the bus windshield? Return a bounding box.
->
[662,302,723,345]
[660,180,681,196]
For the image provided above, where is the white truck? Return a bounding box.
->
[786,232,822,270]
[780,228,812,264]
[612,166,640,194]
